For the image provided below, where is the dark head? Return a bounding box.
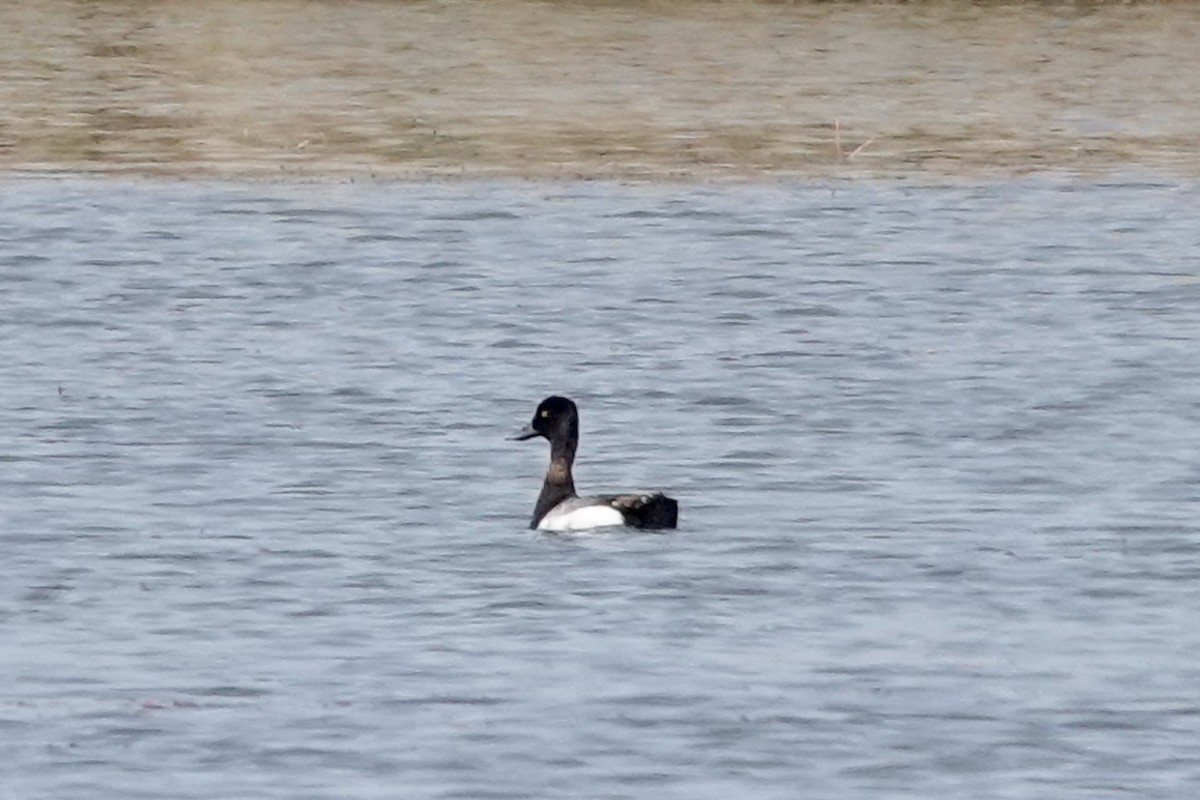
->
[513,396,579,445]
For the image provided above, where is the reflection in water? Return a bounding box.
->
[1,0,1199,179]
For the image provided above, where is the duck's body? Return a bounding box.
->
[535,493,679,532]
[515,396,678,532]
[535,497,624,532]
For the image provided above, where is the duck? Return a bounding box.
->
[513,396,679,532]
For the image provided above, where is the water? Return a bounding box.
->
[3,176,1200,798]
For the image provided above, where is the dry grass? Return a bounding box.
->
[2,0,1199,179]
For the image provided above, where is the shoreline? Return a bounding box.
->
[4,156,1196,186]
[4,1,1199,183]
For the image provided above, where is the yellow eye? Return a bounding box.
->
[540,409,550,418]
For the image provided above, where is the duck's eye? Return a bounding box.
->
[540,409,550,418]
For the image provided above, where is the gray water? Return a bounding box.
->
[3,176,1200,798]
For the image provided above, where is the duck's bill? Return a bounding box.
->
[510,425,539,441]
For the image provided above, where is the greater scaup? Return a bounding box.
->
[513,396,678,532]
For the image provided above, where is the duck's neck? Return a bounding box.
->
[531,437,576,528]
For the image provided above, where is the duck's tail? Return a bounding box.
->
[610,493,679,530]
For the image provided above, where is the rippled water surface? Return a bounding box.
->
[3,176,1200,798]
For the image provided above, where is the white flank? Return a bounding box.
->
[537,504,624,532]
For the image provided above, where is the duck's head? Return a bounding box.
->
[513,395,579,443]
